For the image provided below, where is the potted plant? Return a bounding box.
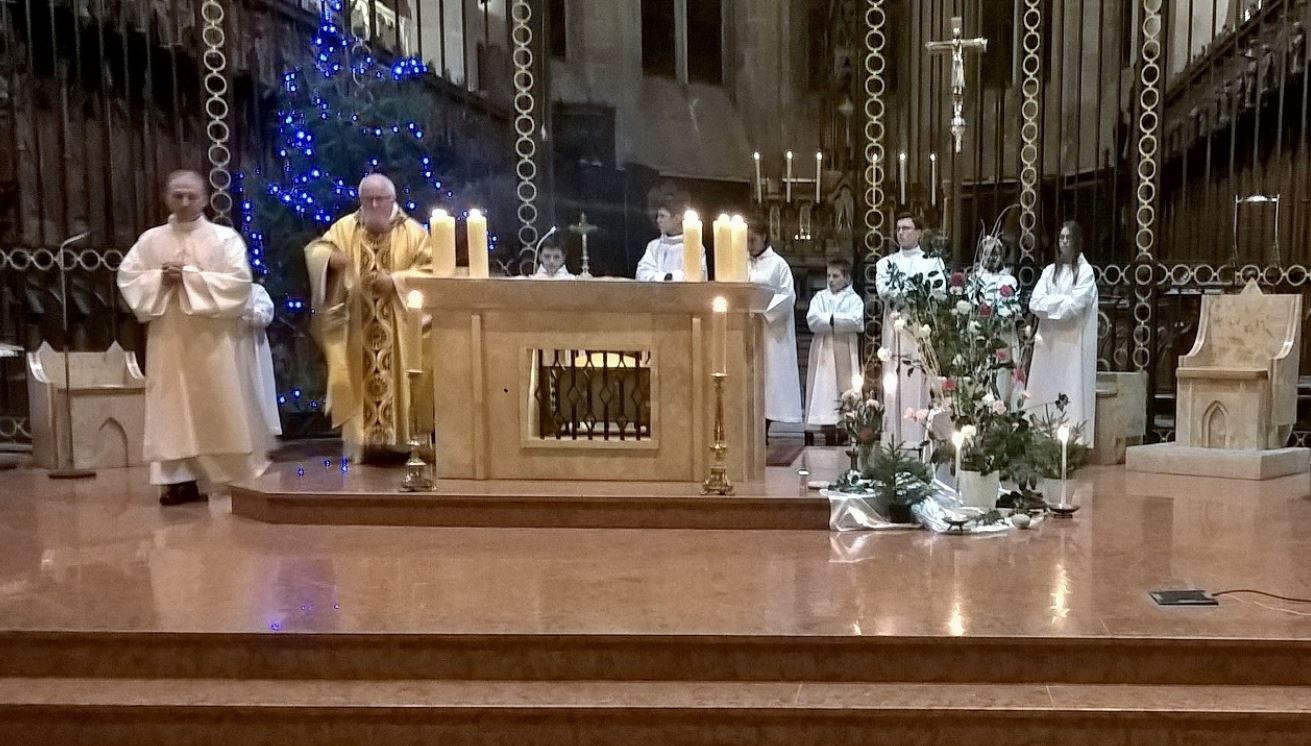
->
[862,441,935,524]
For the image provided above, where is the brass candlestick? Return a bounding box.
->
[702,372,734,495]
[400,369,435,492]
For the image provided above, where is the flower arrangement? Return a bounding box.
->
[837,378,884,449]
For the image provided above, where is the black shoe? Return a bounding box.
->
[159,481,207,506]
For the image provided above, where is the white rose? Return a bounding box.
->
[893,318,907,332]
[961,424,978,440]
[890,310,901,320]
[949,285,963,295]
[968,321,981,333]
[992,400,1007,414]
[919,324,932,338]
[914,408,930,423]
[877,347,892,362]
[955,300,971,315]
[865,399,878,409]
[982,393,996,405]
[952,354,964,367]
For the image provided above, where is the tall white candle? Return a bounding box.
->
[682,210,703,281]
[712,214,732,282]
[729,214,748,282]
[752,151,762,202]
[929,152,938,207]
[952,430,964,486]
[785,150,793,203]
[466,209,489,279]
[429,208,456,277]
[712,296,728,374]
[814,151,823,202]
[898,152,907,205]
[1057,425,1071,505]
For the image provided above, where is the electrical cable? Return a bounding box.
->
[1211,588,1311,604]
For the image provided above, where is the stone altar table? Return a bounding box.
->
[403,278,774,482]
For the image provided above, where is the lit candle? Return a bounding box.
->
[815,151,823,202]
[898,152,907,205]
[951,430,965,487]
[429,208,456,277]
[466,209,488,279]
[785,150,793,203]
[1057,425,1071,505]
[851,372,864,394]
[730,214,748,282]
[752,151,762,202]
[929,152,938,206]
[682,210,703,281]
[712,214,733,282]
[712,296,728,374]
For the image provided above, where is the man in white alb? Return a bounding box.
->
[746,218,802,431]
[117,170,270,505]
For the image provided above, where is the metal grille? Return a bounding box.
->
[530,349,653,441]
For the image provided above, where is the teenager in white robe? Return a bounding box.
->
[242,283,282,438]
[747,219,802,425]
[968,237,1021,406]
[533,243,575,280]
[875,213,946,444]
[1027,221,1099,441]
[635,200,707,281]
[805,259,864,437]
[116,170,269,505]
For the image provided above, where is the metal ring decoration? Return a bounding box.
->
[511,0,539,262]
[862,0,888,362]
[1131,0,1163,372]
[201,0,232,224]
[0,416,31,441]
[0,247,123,272]
[1017,0,1043,285]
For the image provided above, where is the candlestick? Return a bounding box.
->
[814,151,823,202]
[898,152,907,205]
[466,209,489,279]
[429,209,456,277]
[752,151,762,202]
[929,152,938,206]
[785,150,793,203]
[712,296,728,375]
[701,372,734,495]
[729,214,748,282]
[712,214,733,282]
[682,210,703,281]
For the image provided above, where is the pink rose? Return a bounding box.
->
[950,271,966,288]
[978,303,993,319]
[1014,367,1027,385]
[943,377,957,393]
[999,284,1015,298]
[996,347,1011,362]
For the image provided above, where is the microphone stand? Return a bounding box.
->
[48,231,96,480]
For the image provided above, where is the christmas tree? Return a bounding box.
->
[237,6,506,434]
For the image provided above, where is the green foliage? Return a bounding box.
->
[861,442,935,506]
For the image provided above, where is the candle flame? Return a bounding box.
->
[882,370,897,393]
[431,208,448,220]
[852,373,864,392]
[816,151,823,161]
[951,430,965,447]
[1057,425,1071,444]
[684,209,699,222]
[785,150,793,159]
[752,151,760,160]
[712,296,728,313]
[405,290,424,309]
[468,208,484,219]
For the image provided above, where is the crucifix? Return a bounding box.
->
[925,16,987,153]
[569,212,597,278]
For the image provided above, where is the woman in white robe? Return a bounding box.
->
[805,260,864,430]
[1027,221,1099,441]
[747,222,803,425]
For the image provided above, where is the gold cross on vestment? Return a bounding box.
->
[569,212,597,278]
[925,16,987,153]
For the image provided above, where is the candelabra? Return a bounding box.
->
[399,369,435,491]
[701,372,734,495]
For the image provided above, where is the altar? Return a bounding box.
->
[403,278,774,483]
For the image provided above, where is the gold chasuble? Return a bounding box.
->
[305,211,433,456]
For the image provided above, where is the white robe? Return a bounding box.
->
[748,247,802,423]
[117,216,270,486]
[533,265,576,280]
[1027,256,1099,441]
[875,246,946,442]
[635,234,707,281]
[242,284,282,436]
[804,286,864,426]
[969,268,1021,406]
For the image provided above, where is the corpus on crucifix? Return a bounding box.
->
[924,16,987,153]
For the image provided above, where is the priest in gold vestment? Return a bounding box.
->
[305,174,433,463]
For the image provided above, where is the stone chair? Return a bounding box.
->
[1089,371,1148,465]
[27,341,146,470]
[1175,280,1300,450]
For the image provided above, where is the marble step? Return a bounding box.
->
[1,678,1309,745]
[5,630,1311,686]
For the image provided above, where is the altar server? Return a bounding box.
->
[747,218,802,427]
[874,213,945,443]
[805,258,865,440]
[969,235,1021,404]
[533,242,575,280]
[117,170,269,505]
[1027,221,1098,440]
[242,283,283,439]
[635,197,707,281]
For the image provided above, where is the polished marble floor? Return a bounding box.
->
[1,454,1309,639]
